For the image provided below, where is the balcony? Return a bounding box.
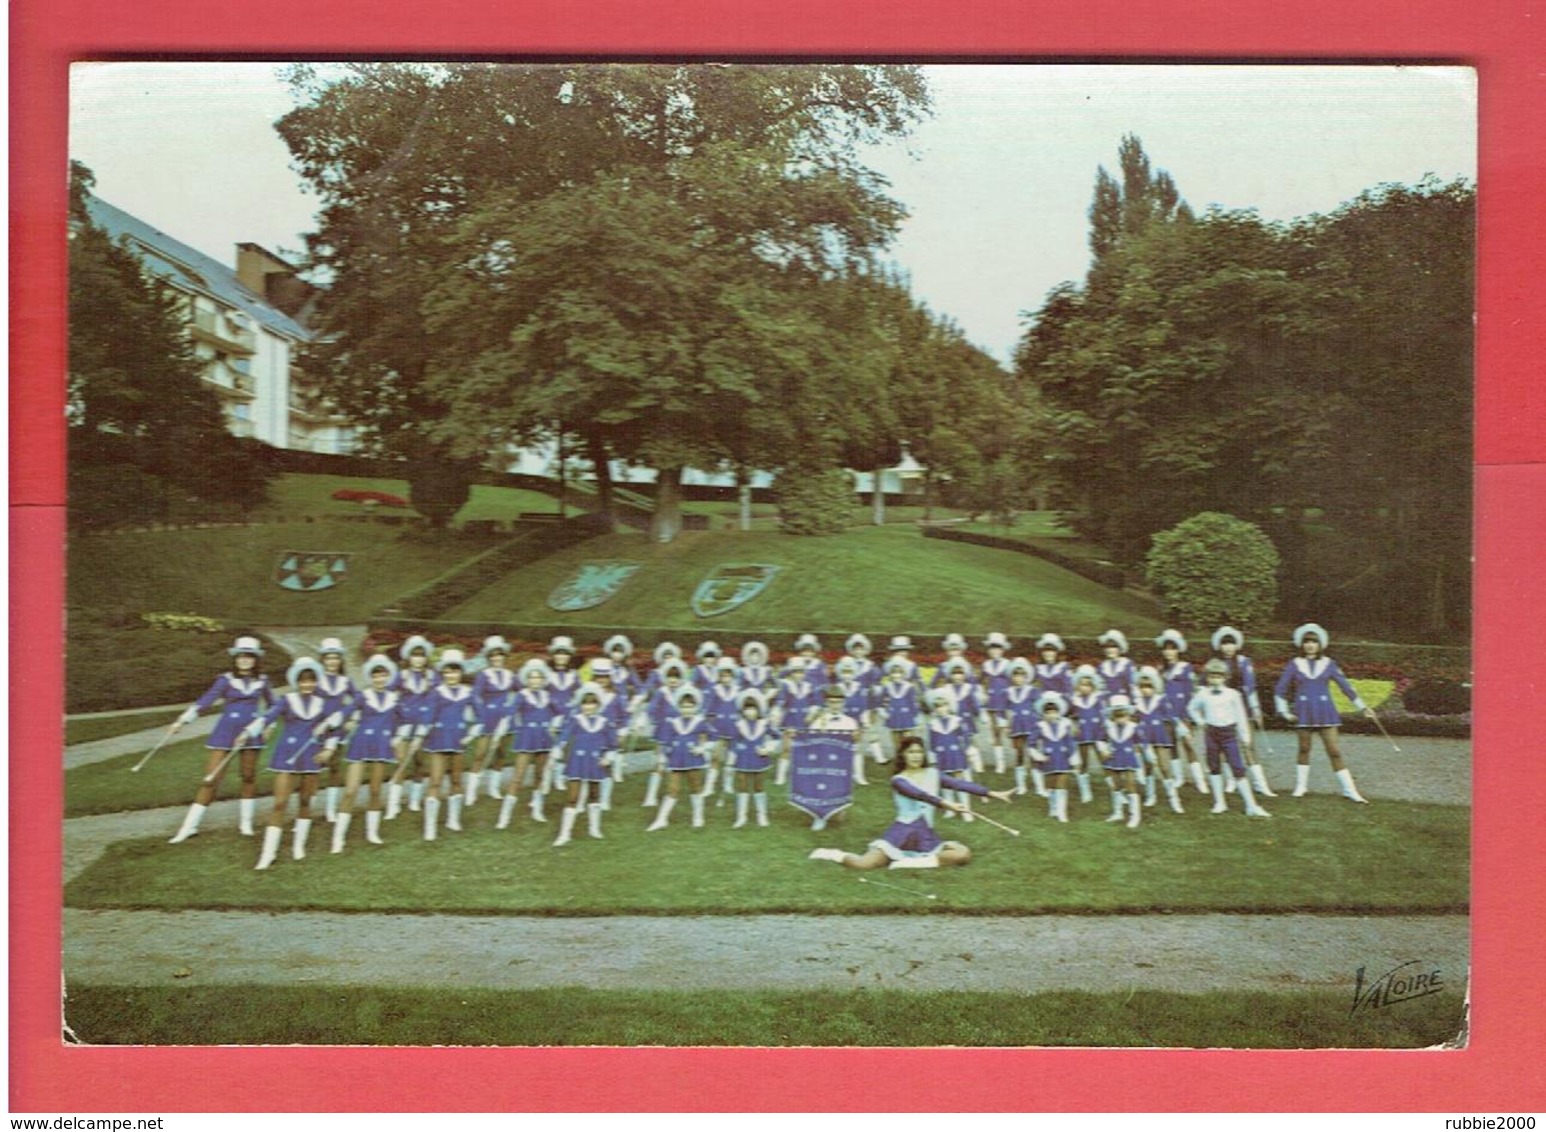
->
[190,307,256,353]
[201,361,256,401]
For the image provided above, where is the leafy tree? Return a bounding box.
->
[1145,512,1280,631]
[776,462,855,535]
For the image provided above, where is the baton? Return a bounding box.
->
[963,809,1021,837]
[130,726,179,773]
[1367,710,1403,754]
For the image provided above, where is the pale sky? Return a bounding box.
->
[70,62,1475,364]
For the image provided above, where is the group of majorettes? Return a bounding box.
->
[164,622,1377,868]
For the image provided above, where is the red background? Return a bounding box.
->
[12,0,1545,1112]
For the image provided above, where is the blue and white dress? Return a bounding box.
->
[739,664,776,694]
[1133,692,1175,748]
[705,683,743,740]
[648,686,683,744]
[877,679,922,731]
[1034,717,1078,773]
[1217,653,1262,719]
[547,667,581,717]
[473,665,518,735]
[187,673,274,750]
[1004,685,1040,738]
[393,667,439,732]
[1034,661,1073,697]
[421,685,479,753]
[1070,692,1107,746]
[981,657,1012,715]
[728,718,776,774]
[1099,720,1143,773]
[835,680,871,723]
[510,688,559,753]
[1274,656,1365,727]
[344,688,408,764]
[555,714,612,782]
[926,715,972,774]
[252,692,329,774]
[777,679,820,732]
[660,715,713,772]
[316,671,356,739]
[1098,657,1137,700]
[1160,662,1195,735]
[871,769,991,861]
[942,681,983,723]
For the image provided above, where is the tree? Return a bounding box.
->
[1145,512,1280,631]
[68,162,271,528]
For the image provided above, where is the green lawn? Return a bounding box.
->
[66,710,183,747]
[257,473,563,524]
[68,520,493,627]
[63,984,1464,1047]
[66,780,1467,916]
[443,524,1163,635]
[66,738,283,818]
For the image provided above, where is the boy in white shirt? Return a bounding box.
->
[1188,659,1271,818]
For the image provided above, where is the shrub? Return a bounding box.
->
[1145,512,1279,632]
[1400,677,1471,716]
[776,465,856,536]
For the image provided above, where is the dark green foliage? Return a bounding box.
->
[923,525,1127,589]
[405,459,477,528]
[776,464,856,536]
[1400,678,1470,716]
[65,619,292,714]
[1145,512,1280,631]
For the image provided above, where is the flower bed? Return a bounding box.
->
[331,488,409,508]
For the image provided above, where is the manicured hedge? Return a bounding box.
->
[922,525,1129,588]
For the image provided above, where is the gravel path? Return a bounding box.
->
[62,907,1468,997]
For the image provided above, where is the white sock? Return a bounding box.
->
[553,805,578,846]
[1127,793,1142,827]
[325,785,341,822]
[408,780,424,810]
[529,790,547,822]
[890,855,939,870]
[1030,767,1046,796]
[600,777,615,811]
[1335,767,1368,803]
[852,752,868,784]
[1249,763,1276,795]
[1210,773,1227,813]
[385,782,404,819]
[1014,766,1028,794]
[1239,776,1269,816]
[1076,773,1092,803]
[808,847,846,863]
[464,771,478,804]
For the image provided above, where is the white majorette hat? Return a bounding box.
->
[576,681,606,705]
[845,633,872,654]
[1009,657,1034,679]
[1203,658,1231,677]
[1073,664,1105,691]
[1099,629,1129,653]
[287,657,325,686]
[518,657,552,683]
[1035,690,1068,714]
[926,687,955,710]
[1155,629,1188,653]
[940,657,971,678]
[1293,623,1329,649]
[741,641,769,665]
[657,658,689,682]
[884,657,911,677]
[589,657,613,676]
[228,635,265,657]
[671,684,703,708]
[399,634,433,660]
[317,637,346,657]
[696,641,722,660]
[1135,664,1163,690]
[714,656,739,673]
[481,635,512,656]
[784,655,809,673]
[1036,633,1065,653]
[604,634,634,658]
[1211,626,1245,651]
[834,657,859,680]
[437,649,467,670]
[984,632,1010,650]
[737,688,768,713]
[653,641,682,664]
[795,633,820,651]
[362,654,398,680]
[549,636,576,654]
[1106,693,1135,717]
[889,635,914,651]
[942,632,967,651]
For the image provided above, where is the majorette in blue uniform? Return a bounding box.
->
[642,642,684,698]
[341,656,410,765]
[550,682,617,847]
[776,658,821,732]
[929,633,976,687]
[738,641,775,693]
[247,657,334,869]
[1068,664,1107,805]
[546,636,581,716]
[1096,695,1145,828]
[1032,690,1078,823]
[925,690,973,774]
[1097,629,1137,700]
[1211,626,1262,721]
[692,641,725,689]
[645,685,716,832]
[704,658,744,740]
[1274,623,1372,804]
[789,634,829,690]
[602,635,638,701]
[1134,665,1187,813]
[884,636,922,688]
[727,689,779,829]
[845,634,880,691]
[876,659,923,732]
[1033,633,1074,697]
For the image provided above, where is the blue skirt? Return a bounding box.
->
[564,750,609,782]
[208,706,265,750]
[872,818,943,859]
[345,725,398,764]
[268,732,323,774]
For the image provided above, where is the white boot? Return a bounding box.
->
[703,766,719,800]
[168,803,207,844]
[994,745,1007,775]
[612,755,625,784]
[647,795,677,832]
[325,785,341,822]
[1335,767,1369,804]
[464,771,478,805]
[808,848,847,863]
[600,776,615,812]
[1032,767,1047,797]
[586,803,604,839]
[1250,763,1278,797]
[1190,761,1208,793]
[552,806,578,847]
[255,825,282,870]
[1053,788,1069,823]
[852,753,869,786]
[447,795,464,832]
[497,794,517,830]
[1293,763,1311,797]
[529,790,547,823]
[774,759,789,786]
[365,809,384,844]
[385,782,404,820]
[423,795,440,841]
[690,793,706,828]
[486,768,503,798]
[331,811,352,853]
[1165,782,1184,814]
[1126,793,1142,828]
[870,740,886,763]
[408,780,424,812]
[238,797,256,836]
[733,793,750,829]
[754,792,770,827]
[890,855,939,870]
[641,771,661,808]
[1144,773,1157,807]
[1224,774,1237,795]
[1210,774,1228,814]
[1014,766,1028,795]
[1239,777,1272,817]
[292,817,312,860]
[1106,788,1126,822]
[1076,773,1093,804]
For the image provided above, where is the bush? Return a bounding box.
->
[66,617,293,713]
[1400,677,1471,716]
[1145,512,1279,632]
[776,465,855,536]
[922,526,1128,588]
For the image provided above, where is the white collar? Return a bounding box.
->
[575,713,606,732]
[1040,718,1069,736]
[285,692,323,719]
[1107,720,1136,739]
[437,684,471,700]
[363,688,398,710]
[931,715,962,733]
[672,715,703,733]
[1295,656,1330,678]
[737,718,767,738]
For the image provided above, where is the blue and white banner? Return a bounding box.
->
[788,729,854,822]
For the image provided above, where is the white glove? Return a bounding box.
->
[466,725,483,741]
[176,707,198,727]
[549,744,564,759]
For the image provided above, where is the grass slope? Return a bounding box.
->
[67,779,1467,916]
[67,738,284,818]
[68,521,493,626]
[64,984,1464,1048]
[66,710,183,747]
[257,473,563,523]
[445,524,1162,635]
